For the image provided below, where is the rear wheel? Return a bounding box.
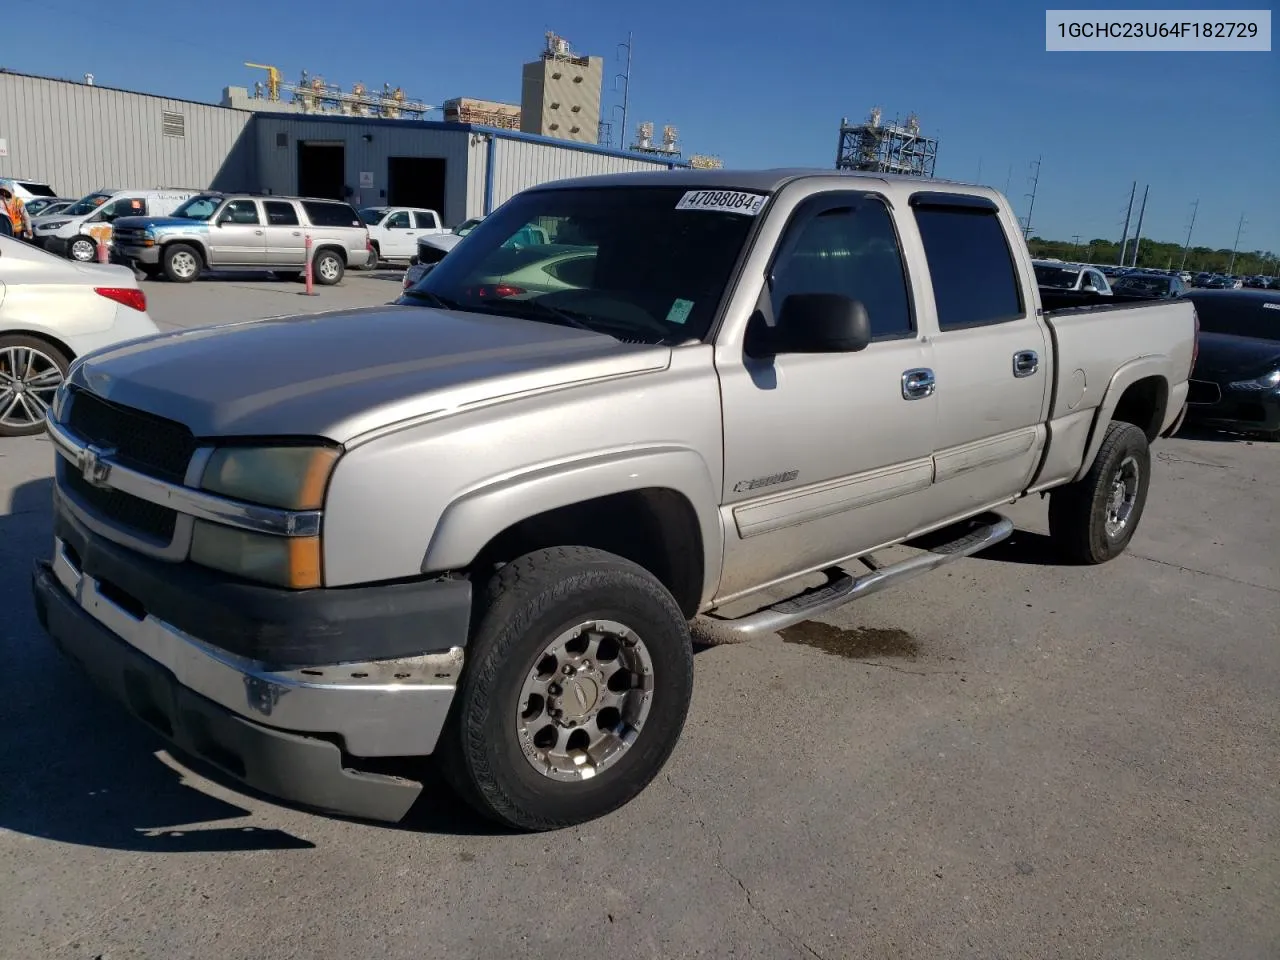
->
[1048,421,1151,564]
[440,547,694,831]
[163,243,201,283]
[0,335,70,437]
[313,249,345,285]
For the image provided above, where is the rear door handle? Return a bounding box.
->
[254,229,264,235]
[1013,350,1040,378]
[902,368,936,400]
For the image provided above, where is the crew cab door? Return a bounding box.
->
[905,193,1050,527]
[381,210,417,258]
[209,199,266,265]
[715,191,937,601]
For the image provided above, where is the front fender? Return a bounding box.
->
[421,446,725,603]
[1073,355,1170,482]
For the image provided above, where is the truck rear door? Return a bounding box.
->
[905,192,1051,528]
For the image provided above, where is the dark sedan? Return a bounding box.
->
[1183,289,1280,439]
[1111,273,1186,299]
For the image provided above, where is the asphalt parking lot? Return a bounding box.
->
[1,273,1278,960]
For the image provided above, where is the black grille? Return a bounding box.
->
[61,465,178,543]
[66,388,196,483]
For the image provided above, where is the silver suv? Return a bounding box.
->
[112,194,373,284]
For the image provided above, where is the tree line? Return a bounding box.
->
[1027,235,1276,276]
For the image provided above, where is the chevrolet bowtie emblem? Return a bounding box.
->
[81,444,117,488]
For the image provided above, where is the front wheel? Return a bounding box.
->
[1048,421,1152,564]
[163,243,202,283]
[440,547,694,831]
[68,236,97,262]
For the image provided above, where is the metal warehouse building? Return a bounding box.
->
[0,71,685,226]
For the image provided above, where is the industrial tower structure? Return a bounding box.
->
[835,108,938,177]
[520,32,604,145]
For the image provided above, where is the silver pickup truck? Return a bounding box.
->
[32,169,1197,831]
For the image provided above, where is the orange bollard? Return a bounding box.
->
[303,233,316,296]
[96,237,108,263]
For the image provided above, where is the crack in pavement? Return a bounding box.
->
[850,660,958,677]
[1131,552,1279,595]
[664,772,829,960]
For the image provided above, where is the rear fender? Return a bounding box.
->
[421,446,724,604]
[1073,356,1169,482]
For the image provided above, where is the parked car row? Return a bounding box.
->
[4,175,491,286]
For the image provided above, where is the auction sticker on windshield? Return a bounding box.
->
[676,190,768,216]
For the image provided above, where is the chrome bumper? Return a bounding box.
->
[48,536,462,758]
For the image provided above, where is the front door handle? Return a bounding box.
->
[1013,350,1040,378]
[902,368,936,400]
[292,231,302,237]
[254,229,264,235]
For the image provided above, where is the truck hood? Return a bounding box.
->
[1193,333,1280,381]
[70,305,670,443]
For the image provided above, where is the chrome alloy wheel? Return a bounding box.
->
[0,345,63,429]
[317,255,341,282]
[169,249,198,279]
[516,620,655,781]
[1105,454,1141,537]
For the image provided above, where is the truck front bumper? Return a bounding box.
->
[32,526,471,823]
[115,243,160,265]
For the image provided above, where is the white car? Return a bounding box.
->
[0,235,160,436]
[358,206,447,264]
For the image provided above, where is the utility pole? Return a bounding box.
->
[615,32,634,149]
[1071,234,1081,258]
[1117,181,1136,266]
[976,157,983,183]
[1227,213,1246,274]
[1022,155,1042,239]
[1179,199,1198,270]
[1130,184,1149,267]
[1004,163,1013,197]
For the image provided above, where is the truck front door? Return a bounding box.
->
[906,193,1050,527]
[715,191,938,602]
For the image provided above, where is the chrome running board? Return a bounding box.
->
[707,513,1014,637]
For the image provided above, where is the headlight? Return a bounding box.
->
[201,445,340,510]
[190,521,322,589]
[41,219,69,230]
[1227,369,1280,391]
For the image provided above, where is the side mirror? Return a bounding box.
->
[766,294,872,355]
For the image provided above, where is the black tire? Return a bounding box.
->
[1048,421,1151,564]
[163,243,202,283]
[0,334,70,437]
[439,546,694,831]
[68,236,97,263]
[366,242,381,268]
[313,248,345,285]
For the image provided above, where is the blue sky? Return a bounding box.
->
[8,0,1277,253]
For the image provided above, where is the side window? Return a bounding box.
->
[769,199,913,340]
[301,201,361,228]
[96,198,145,222]
[386,211,411,229]
[263,200,299,226]
[913,204,1023,330]
[222,199,260,225]
[413,211,438,230]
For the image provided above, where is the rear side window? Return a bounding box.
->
[19,181,56,197]
[263,200,299,226]
[414,211,438,229]
[301,201,361,228]
[913,205,1024,330]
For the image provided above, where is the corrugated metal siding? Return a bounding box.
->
[488,138,674,210]
[253,117,475,225]
[0,73,254,197]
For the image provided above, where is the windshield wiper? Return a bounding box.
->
[401,288,460,310]
[475,297,610,336]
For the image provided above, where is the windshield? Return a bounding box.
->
[170,195,222,221]
[1034,264,1081,288]
[453,217,483,236]
[61,192,112,217]
[399,186,761,343]
[358,207,387,226]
